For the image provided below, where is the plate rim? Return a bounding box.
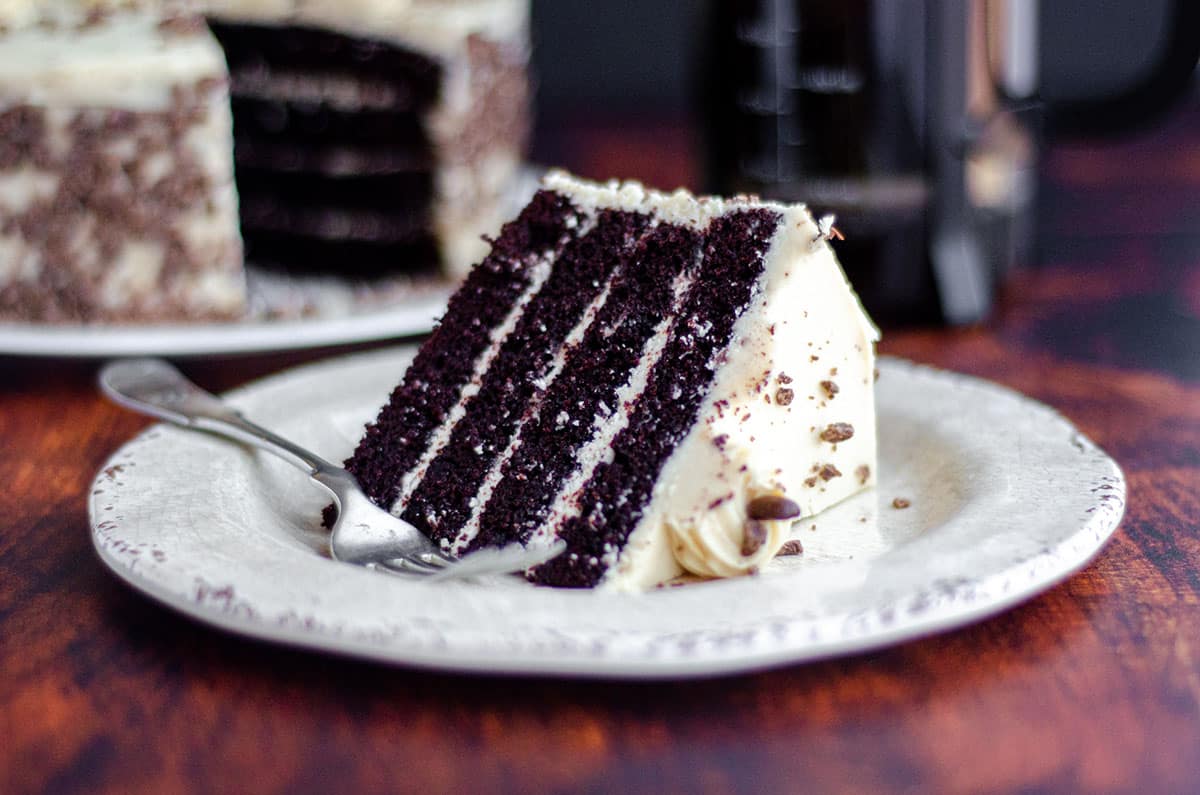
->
[88,350,1127,679]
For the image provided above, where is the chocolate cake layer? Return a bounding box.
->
[233,140,432,176]
[466,221,702,552]
[229,98,429,150]
[401,207,653,545]
[346,190,578,507]
[240,201,430,245]
[209,21,443,108]
[234,167,432,217]
[208,21,445,280]
[214,21,437,154]
[531,208,780,587]
[241,230,439,277]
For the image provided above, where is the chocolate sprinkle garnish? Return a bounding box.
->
[856,465,871,485]
[892,497,911,509]
[776,539,804,557]
[820,380,839,399]
[775,387,794,405]
[803,476,818,488]
[818,464,842,481]
[82,8,111,29]
[741,520,769,556]
[819,423,855,443]
[708,493,734,510]
[747,495,801,520]
[777,372,793,384]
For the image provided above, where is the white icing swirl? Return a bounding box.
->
[666,491,792,579]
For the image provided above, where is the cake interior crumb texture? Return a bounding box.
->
[344,171,880,591]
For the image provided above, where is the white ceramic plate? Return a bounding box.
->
[89,349,1126,678]
[0,282,452,358]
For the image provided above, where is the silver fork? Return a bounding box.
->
[98,358,563,579]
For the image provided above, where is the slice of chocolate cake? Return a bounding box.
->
[344,172,879,591]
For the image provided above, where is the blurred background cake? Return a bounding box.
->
[0,0,530,323]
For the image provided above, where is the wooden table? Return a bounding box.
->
[3,104,1199,794]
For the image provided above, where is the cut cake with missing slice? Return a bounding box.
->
[343,171,879,590]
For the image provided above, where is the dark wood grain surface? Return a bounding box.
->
[3,102,1199,794]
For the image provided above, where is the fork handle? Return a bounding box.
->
[99,358,340,480]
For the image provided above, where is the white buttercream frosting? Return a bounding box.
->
[668,493,794,579]
[0,4,227,111]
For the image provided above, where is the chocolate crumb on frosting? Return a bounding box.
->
[741,520,769,556]
[820,380,839,399]
[892,497,911,509]
[818,464,842,481]
[856,464,871,485]
[819,422,855,443]
[775,387,794,405]
[747,494,801,520]
[708,493,734,510]
[157,15,206,36]
[776,539,804,557]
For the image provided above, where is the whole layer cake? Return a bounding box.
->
[0,0,529,322]
[344,172,879,590]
